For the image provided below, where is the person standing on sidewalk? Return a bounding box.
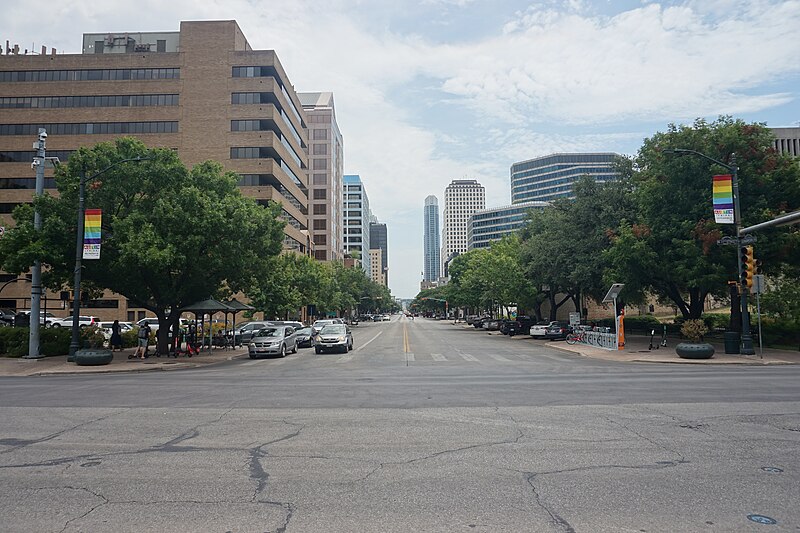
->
[131,323,151,359]
[110,320,123,351]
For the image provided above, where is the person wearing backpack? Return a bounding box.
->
[131,323,151,359]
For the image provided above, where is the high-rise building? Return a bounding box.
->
[467,201,549,249]
[369,248,385,286]
[343,174,370,275]
[0,20,309,320]
[771,127,800,158]
[510,153,620,203]
[423,195,440,283]
[299,92,344,261]
[441,180,485,277]
[369,221,388,285]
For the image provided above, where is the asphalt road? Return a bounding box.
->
[1,316,798,532]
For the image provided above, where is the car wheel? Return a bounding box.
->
[347,342,352,351]
[292,343,298,354]
[52,324,61,328]
[280,344,286,357]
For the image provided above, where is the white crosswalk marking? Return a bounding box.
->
[430,353,447,361]
[406,353,415,362]
[458,353,479,362]
[487,353,511,362]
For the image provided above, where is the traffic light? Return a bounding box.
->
[740,245,755,290]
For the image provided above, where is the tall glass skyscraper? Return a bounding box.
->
[423,195,440,282]
[511,153,620,203]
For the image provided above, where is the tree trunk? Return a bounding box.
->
[155,309,170,355]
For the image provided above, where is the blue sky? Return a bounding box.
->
[3,0,800,298]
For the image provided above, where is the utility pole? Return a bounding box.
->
[25,128,47,359]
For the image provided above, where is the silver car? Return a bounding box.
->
[314,324,353,354]
[248,326,297,359]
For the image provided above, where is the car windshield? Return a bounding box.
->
[296,327,312,335]
[255,328,281,337]
[320,325,345,334]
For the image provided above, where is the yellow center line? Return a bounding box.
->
[403,321,410,353]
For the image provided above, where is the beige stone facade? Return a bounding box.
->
[0,20,309,321]
[298,92,344,261]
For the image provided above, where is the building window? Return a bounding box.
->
[313,174,327,185]
[315,234,327,245]
[313,144,327,155]
[0,94,179,109]
[0,68,180,83]
[312,129,328,140]
[313,204,327,215]
[313,159,327,170]
[312,189,327,200]
[314,250,327,260]
[313,219,327,230]
[0,122,177,136]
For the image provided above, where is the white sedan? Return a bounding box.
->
[529,321,556,338]
[49,315,98,328]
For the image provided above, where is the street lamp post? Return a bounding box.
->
[68,157,149,358]
[664,148,755,355]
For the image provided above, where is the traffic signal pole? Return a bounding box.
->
[665,149,755,356]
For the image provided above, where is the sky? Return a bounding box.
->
[3,0,800,299]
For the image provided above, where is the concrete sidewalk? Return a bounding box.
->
[463,323,800,365]
[0,345,249,377]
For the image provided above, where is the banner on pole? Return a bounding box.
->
[713,174,735,224]
[83,209,102,259]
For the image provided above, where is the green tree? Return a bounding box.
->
[0,138,285,353]
[605,117,800,319]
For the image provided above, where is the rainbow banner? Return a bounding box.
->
[712,175,734,224]
[82,209,102,259]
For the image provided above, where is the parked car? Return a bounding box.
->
[50,315,98,328]
[236,321,276,344]
[545,321,573,340]
[485,319,501,331]
[18,311,57,327]
[294,327,316,348]
[315,324,353,354]
[136,317,161,333]
[530,321,556,338]
[248,325,297,358]
[472,316,491,328]
[0,308,16,326]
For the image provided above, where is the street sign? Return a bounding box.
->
[569,312,580,327]
[753,274,765,294]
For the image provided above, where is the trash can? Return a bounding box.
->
[724,331,740,354]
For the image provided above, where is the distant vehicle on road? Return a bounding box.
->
[235,321,275,344]
[312,318,344,332]
[545,321,573,340]
[248,325,297,359]
[294,327,316,348]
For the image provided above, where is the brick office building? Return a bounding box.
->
[0,20,309,321]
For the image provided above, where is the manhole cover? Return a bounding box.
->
[761,467,783,473]
[747,514,777,525]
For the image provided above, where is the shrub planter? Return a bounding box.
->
[676,342,715,359]
[74,348,114,366]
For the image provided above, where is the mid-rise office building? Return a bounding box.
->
[468,201,549,249]
[423,195,440,283]
[771,127,800,158]
[369,248,385,286]
[441,180,485,277]
[369,221,388,285]
[299,92,344,261]
[0,20,309,320]
[343,174,371,275]
[510,153,619,203]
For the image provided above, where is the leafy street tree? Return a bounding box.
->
[0,138,285,353]
[604,117,800,319]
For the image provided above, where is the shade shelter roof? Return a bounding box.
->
[180,298,234,313]
[222,298,254,312]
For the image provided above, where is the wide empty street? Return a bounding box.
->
[1,316,799,532]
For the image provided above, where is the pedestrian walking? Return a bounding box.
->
[131,322,151,359]
[110,320,123,351]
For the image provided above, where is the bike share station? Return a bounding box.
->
[567,283,625,351]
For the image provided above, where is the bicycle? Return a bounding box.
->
[565,330,586,345]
